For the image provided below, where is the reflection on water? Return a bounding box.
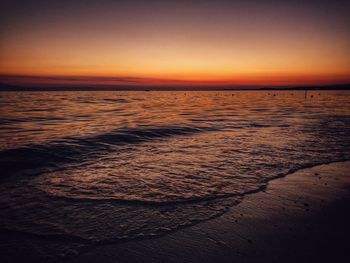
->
[0,90,350,250]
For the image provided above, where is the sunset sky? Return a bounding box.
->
[1,0,350,88]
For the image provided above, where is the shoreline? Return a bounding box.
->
[69,161,350,263]
[1,161,349,262]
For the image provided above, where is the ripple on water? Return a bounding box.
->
[0,90,350,248]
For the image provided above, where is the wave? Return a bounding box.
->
[2,160,349,249]
[0,125,217,179]
[36,157,350,206]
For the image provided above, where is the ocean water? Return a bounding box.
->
[1,90,350,253]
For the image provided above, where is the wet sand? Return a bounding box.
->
[69,161,350,263]
[1,161,349,263]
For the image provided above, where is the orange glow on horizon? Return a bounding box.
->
[1,73,349,88]
[1,1,349,87]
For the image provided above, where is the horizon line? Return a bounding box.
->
[1,73,350,89]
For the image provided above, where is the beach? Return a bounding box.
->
[68,161,350,263]
[2,1,350,262]
[1,91,350,263]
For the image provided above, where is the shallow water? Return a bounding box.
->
[0,90,350,248]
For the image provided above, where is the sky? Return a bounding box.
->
[0,0,350,88]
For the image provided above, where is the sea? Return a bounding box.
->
[1,90,350,257]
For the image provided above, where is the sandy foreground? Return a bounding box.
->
[1,161,349,263]
[69,161,350,263]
